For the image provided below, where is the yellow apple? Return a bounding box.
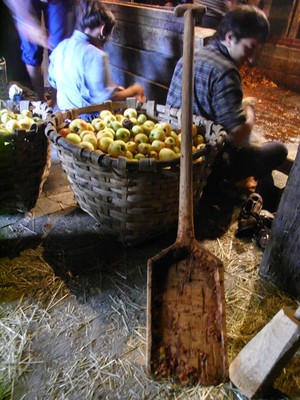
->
[115,127,130,142]
[66,133,82,145]
[126,141,137,153]
[134,133,149,145]
[137,142,152,156]
[98,136,113,152]
[157,122,172,136]
[123,108,137,119]
[78,141,95,151]
[151,139,165,152]
[150,150,159,160]
[164,136,176,149]
[159,148,177,161]
[20,109,33,118]
[108,140,127,158]
[193,134,205,146]
[92,118,106,131]
[69,118,88,133]
[80,132,97,148]
[18,116,34,131]
[5,119,22,133]
[1,111,15,124]
[99,110,113,120]
[96,130,114,140]
[126,150,134,159]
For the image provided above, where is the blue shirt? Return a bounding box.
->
[48,30,117,110]
[166,39,246,132]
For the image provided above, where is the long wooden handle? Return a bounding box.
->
[175,4,205,242]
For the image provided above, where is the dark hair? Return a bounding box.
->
[76,0,115,36]
[217,5,270,43]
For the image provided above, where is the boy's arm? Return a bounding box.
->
[4,0,48,48]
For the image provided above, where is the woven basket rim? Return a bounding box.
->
[45,99,227,172]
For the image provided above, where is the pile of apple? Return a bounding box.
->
[0,108,42,134]
[59,108,205,161]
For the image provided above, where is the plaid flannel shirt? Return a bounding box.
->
[166,39,246,132]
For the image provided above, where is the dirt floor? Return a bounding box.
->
[0,67,300,400]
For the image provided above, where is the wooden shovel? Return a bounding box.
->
[146,4,228,385]
[229,306,300,399]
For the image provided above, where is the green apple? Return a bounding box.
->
[126,141,137,153]
[142,120,155,136]
[137,113,147,125]
[98,136,113,152]
[5,119,22,133]
[92,118,106,132]
[137,142,152,156]
[115,128,130,142]
[174,146,181,154]
[131,125,144,136]
[18,116,34,131]
[134,153,145,160]
[157,122,172,136]
[164,136,176,149]
[80,132,97,148]
[151,139,165,152]
[108,140,127,158]
[159,148,177,161]
[134,133,149,145]
[123,108,137,119]
[110,120,123,132]
[99,110,113,120]
[149,128,166,143]
[78,141,95,151]
[69,118,88,133]
[66,133,82,145]
[103,114,116,127]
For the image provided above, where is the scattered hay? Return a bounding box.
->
[0,232,299,399]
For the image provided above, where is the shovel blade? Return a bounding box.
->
[146,240,228,385]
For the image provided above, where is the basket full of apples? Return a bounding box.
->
[0,100,52,213]
[45,99,226,245]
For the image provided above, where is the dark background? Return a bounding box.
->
[0,0,31,88]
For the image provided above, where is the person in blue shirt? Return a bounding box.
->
[48,0,146,111]
[4,0,74,101]
[167,5,287,198]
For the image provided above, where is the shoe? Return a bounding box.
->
[237,193,264,234]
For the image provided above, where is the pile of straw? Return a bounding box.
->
[0,223,299,399]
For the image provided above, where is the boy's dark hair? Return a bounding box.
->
[217,5,270,43]
[76,0,115,36]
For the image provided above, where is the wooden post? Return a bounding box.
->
[259,144,300,299]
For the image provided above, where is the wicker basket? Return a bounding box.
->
[0,100,52,213]
[46,99,226,245]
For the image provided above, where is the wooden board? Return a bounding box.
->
[103,1,215,102]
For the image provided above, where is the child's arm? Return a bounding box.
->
[112,83,146,103]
